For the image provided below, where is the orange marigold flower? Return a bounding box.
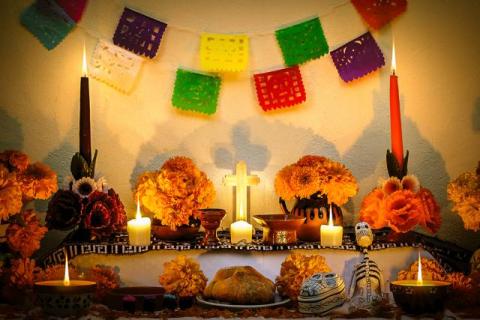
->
[397,257,446,281]
[319,161,358,206]
[417,188,442,234]
[382,177,402,195]
[384,190,422,233]
[296,155,329,168]
[38,264,79,281]
[8,258,41,289]
[359,188,387,229]
[0,150,30,173]
[0,164,22,221]
[135,157,215,230]
[289,166,320,199]
[6,209,47,258]
[159,256,207,297]
[19,162,58,200]
[274,164,297,200]
[275,253,330,301]
[447,171,480,231]
[86,265,121,301]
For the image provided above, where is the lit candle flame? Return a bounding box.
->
[64,254,70,286]
[328,205,334,227]
[136,196,142,220]
[82,43,88,77]
[391,41,396,75]
[417,252,423,285]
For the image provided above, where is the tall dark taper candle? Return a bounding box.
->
[80,45,91,165]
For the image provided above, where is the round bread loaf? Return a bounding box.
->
[204,266,275,305]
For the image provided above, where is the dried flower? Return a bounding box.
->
[359,188,386,229]
[275,155,358,205]
[72,177,98,198]
[0,150,30,173]
[6,210,47,258]
[86,265,121,301]
[46,190,82,230]
[18,162,58,200]
[275,253,331,301]
[82,189,127,240]
[135,157,216,230]
[448,170,480,231]
[159,256,207,297]
[384,190,422,233]
[0,164,22,221]
[382,177,402,195]
[401,175,420,193]
[8,258,41,289]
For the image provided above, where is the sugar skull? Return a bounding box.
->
[355,222,373,248]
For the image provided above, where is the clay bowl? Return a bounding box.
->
[104,286,166,312]
[390,280,451,314]
[253,214,306,245]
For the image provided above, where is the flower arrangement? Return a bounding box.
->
[7,258,41,289]
[447,162,480,231]
[275,155,358,205]
[159,255,207,297]
[275,253,331,300]
[135,157,216,230]
[359,175,441,233]
[0,150,57,221]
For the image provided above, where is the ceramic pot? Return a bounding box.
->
[105,286,165,312]
[178,296,195,309]
[252,214,305,245]
[280,193,342,242]
[199,208,225,245]
[151,221,200,241]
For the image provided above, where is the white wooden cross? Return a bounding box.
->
[223,161,260,221]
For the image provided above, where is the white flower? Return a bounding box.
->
[96,176,108,193]
[72,177,98,198]
[401,174,420,193]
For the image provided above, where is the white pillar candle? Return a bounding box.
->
[230,220,253,244]
[320,205,343,247]
[127,199,151,246]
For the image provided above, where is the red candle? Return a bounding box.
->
[389,43,404,168]
[80,44,91,164]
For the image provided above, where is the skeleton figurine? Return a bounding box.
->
[348,222,383,310]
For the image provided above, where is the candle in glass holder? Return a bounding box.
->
[320,205,343,246]
[127,199,151,246]
[34,254,96,316]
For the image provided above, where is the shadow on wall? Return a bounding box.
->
[473,97,480,132]
[0,108,23,150]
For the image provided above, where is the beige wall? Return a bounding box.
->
[1,0,479,250]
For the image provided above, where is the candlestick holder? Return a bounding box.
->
[199,208,226,245]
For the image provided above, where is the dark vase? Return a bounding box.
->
[178,296,195,309]
[279,193,343,242]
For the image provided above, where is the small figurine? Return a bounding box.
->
[298,272,346,314]
[348,222,383,310]
[470,248,480,274]
[355,221,373,248]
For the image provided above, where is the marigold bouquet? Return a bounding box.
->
[359,175,441,233]
[275,253,331,300]
[275,155,358,205]
[159,255,207,297]
[135,157,216,230]
[0,150,57,221]
[447,162,480,231]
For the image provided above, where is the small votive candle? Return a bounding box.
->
[230,220,253,244]
[320,206,343,247]
[127,199,151,246]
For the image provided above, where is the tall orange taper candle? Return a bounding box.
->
[390,42,404,168]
